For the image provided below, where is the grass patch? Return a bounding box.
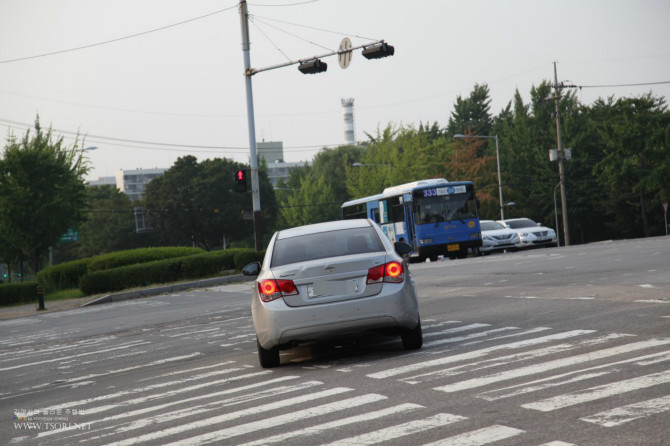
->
[45,289,86,301]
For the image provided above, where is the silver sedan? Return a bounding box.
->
[243,219,422,368]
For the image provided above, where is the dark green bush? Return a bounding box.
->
[36,259,91,292]
[234,250,265,270]
[0,281,41,306]
[87,247,204,273]
[79,248,260,296]
[80,259,178,295]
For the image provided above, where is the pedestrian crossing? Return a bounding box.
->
[6,317,670,445]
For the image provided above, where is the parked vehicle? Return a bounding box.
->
[497,218,557,248]
[479,220,520,254]
[242,218,422,368]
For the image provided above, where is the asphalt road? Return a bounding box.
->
[1,236,669,445]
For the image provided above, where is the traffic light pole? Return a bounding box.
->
[238,0,393,251]
[239,0,263,251]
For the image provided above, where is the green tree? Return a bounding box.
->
[446,83,493,140]
[142,156,277,249]
[78,185,139,257]
[0,119,89,275]
[589,94,670,237]
[279,173,339,227]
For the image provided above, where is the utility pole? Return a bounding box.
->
[239,0,263,251]
[553,62,570,246]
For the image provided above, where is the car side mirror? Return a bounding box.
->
[242,261,261,277]
[394,242,412,256]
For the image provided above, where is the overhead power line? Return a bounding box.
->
[570,80,670,89]
[0,5,238,64]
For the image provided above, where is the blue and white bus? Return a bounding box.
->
[342,178,482,261]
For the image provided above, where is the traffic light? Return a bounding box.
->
[298,59,327,74]
[234,169,247,192]
[362,42,395,59]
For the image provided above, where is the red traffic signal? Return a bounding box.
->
[234,169,247,192]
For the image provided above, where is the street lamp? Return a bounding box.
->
[454,134,505,220]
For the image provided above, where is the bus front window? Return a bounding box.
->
[416,193,477,224]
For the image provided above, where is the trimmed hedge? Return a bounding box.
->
[36,247,206,293]
[36,259,91,292]
[87,247,205,273]
[0,281,41,306]
[79,249,264,296]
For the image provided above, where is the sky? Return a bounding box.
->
[1,0,669,181]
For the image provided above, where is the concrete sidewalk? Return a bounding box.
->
[0,274,253,320]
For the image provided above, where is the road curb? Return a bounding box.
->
[82,274,255,307]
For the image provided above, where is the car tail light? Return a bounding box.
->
[258,279,298,302]
[366,261,404,284]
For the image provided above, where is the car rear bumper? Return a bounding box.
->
[253,283,419,349]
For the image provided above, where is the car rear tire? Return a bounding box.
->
[257,337,280,368]
[401,317,423,350]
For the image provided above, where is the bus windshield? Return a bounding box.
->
[415,192,477,224]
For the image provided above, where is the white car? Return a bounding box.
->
[497,218,557,249]
[479,220,520,254]
[242,219,422,368]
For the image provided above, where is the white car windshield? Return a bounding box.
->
[505,219,537,229]
[481,221,504,231]
[271,227,385,267]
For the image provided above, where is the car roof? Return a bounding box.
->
[500,218,535,223]
[276,219,373,240]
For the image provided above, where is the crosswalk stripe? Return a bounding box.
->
[0,340,151,372]
[435,338,670,393]
[478,348,670,401]
[522,370,670,412]
[38,376,307,440]
[101,387,360,446]
[421,425,525,446]
[368,330,595,379]
[239,403,424,446]
[424,327,519,348]
[423,323,491,338]
[403,333,627,385]
[581,394,670,427]
[161,393,388,446]
[322,413,467,446]
[41,367,272,413]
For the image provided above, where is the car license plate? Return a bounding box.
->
[308,280,357,297]
[447,243,460,252]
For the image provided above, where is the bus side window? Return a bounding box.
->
[370,208,380,223]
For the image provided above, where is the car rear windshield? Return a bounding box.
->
[271,227,385,267]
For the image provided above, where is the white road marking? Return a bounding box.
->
[403,334,627,385]
[322,413,467,446]
[434,338,670,393]
[424,327,519,348]
[368,330,595,379]
[421,425,525,446]
[522,370,670,412]
[0,340,151,372]
[153,392,385,446]
[239,403,424,446]
[581,394,670,427]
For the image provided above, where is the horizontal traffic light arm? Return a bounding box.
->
[245,40,393,76]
